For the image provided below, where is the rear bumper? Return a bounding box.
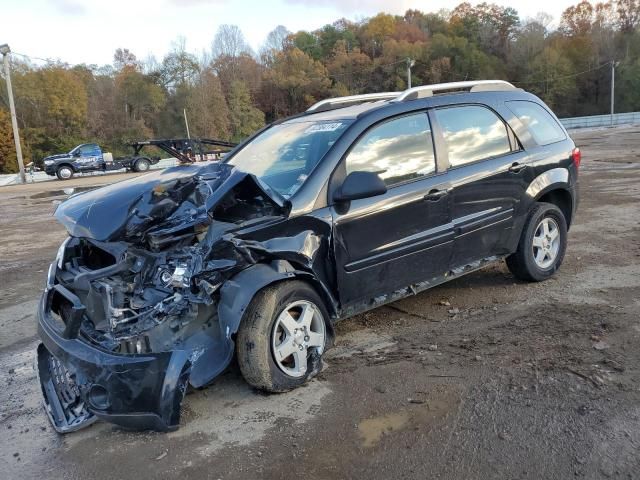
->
[36,287,192,433]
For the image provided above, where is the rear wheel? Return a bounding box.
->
[506,202,567,282]
[134,158,150,172]
[237,281,328,393]
[56,165,74,180]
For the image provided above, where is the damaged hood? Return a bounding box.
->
[55,162,287,242]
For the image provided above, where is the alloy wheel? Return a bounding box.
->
[271,300,326,378]
[532,217,560,269]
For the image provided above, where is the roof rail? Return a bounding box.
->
[305,80,517,114]
[394,80,517,102]
[306,92,400,113]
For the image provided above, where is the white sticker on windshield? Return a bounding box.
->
[304,122,343,133]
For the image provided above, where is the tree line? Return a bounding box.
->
[1,0,639,173]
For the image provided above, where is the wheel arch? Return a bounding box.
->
[536,188,573,229]
[217,260,338,340]
[526,167,575,228]
[57,163,77,173]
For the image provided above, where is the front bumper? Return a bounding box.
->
[37,286,192,433]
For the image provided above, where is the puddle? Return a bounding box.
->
[358,412,409,447]
[29,185,99,199]
[357,388,460,448]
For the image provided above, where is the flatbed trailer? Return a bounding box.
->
[42,138,237,180]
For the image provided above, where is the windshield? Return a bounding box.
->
[228,120,351,198]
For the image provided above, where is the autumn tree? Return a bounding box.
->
[327,40,373,93]
[262,47,331,117]
[0,109,18,173]
[186,68,231,139]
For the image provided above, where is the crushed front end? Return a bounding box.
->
[37,162,295,432]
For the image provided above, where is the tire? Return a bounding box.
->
[134,158,150,172]
[237,280,329,393]
[506,202,568,282]
[56,165,74,180]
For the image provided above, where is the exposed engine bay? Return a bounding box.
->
[53,164,286,353]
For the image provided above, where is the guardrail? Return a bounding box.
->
[560,111,640,129]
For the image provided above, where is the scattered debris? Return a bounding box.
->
[593,341,610,351]
[427,344,438,351]
[603,359,625,372]
[155,451,168,461]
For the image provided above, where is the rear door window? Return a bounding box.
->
[506,100,566,145]
[434,105,511,167]
[345,113,436,187]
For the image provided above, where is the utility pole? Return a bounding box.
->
[183,108,191,139]
[610,60,619,127]
[406,58,415,89]
[1,44,26,184]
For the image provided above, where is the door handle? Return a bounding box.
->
[424,188,449,201]
[508,162,527,173]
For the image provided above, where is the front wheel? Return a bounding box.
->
[506,202,568,282]
[56,165,74,180]
[237,281,328,393]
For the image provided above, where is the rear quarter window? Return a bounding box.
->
[506,101,566,146]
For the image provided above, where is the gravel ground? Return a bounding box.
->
[0,126,639,479]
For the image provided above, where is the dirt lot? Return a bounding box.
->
[1,127,639,479]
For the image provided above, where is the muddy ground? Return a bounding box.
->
[0,127,639,479]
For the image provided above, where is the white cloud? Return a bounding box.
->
[50,0,87,15]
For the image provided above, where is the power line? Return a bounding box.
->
[414,57,616,86]
[317,59,406,82]
[511,61,612,86]
[10,51,59,64]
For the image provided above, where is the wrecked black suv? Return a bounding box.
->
[37,80,579,432]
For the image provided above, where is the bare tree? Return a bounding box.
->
[259,25,291,65]
[211,24,252,59]
[113,48,139,71]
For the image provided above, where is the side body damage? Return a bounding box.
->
[38,162,336,432]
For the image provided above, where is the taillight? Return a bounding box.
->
[571,147,581,168]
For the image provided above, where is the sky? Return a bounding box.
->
[2,0,581,66]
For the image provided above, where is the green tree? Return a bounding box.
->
[228,80,265,141]
[526,46,578,115]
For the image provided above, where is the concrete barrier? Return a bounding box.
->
[560,111,640,129]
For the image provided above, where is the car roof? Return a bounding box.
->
[284,81,540,124]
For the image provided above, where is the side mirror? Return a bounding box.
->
[73,151,81,157]
[334,171,387,202]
